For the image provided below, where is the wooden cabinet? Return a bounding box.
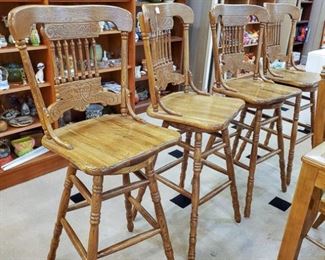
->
[0,0,135,190]
[134,0,187,114]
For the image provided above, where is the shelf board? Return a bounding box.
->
[248,22,260,25]
[135,99,150,114]
[0,45,48,54]
[243,43,258,48]
[0,82,51,96]
[98,65,132,74]
[136,36,183,46]
[297,20,309,25]
[99,30,121,35]
[135,74,148,82]
[294,41,304,46]
[301,0,313,4]
[0,118,41,139]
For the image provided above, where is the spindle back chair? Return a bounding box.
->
[209,4,302,218]
[263,3,321,159]
[9,5,180,259]
[278,67,325,259]
[139,3,245,259]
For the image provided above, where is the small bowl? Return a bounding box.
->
[85,104,104,119]
[11,136,35,157]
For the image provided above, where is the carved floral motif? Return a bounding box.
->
[155,63,184,90]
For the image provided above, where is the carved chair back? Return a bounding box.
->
[314,67,325,147]
[209,4,269,82]
[139,3,194,112]
[263,3,300,68]
[8,5,132,149]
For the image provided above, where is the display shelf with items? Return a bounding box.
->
[134,0,186,114]
[0,0,136,190]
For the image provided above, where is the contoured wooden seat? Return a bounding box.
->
[9,5,179,260]
[209,4,301,218]
[147,92,244,131]
[139,3,244,259]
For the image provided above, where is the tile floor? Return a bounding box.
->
[0,107,324,260]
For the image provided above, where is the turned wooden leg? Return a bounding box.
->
[244,109,262,218]
[312,213,325,229]
[179,132,192,188]
[310,91,316,147]
[48,165,76,260]
[146,162,174,260]
[287,95,301,186]
[87,175,104,260]
[188,132,202,260]
[222,128,241,223]
[232,107,247,158]
[278,163,322,260]
[123,174,134,232]
[235,110,256,162]
[275,107,287,192]
[263,110,276,147]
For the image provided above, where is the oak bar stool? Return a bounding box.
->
[278,67,325,259]
[139,3,244,259]
[263,3,321,185]
[209,4,302,218]
[8,5,179,260]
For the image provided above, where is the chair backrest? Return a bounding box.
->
[139,3,194,112]
[8,5,132,149]
[209,4,269,82]
[263,3,300,68]
[314,66,325,147]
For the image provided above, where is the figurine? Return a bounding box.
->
[35,63,45,84]
[0,120,7,132]
[135,65,142,79]
[0,35,7,48]
[21,102,30,116]
[30,24,40,46]
[102,51,109,62]
[0,66,9,91]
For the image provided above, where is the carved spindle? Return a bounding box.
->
[168,30,172,62]
[222,26,225,54]
[70,40,79,80]
[77,39,86,79]
[235,26,239,53]
[159,31,164,64]
[163,30,168,64]
[50,41,60,85]
[92,38,99,77]
[240,26,244,52]
[232,26,235,53]
[63,40,72,82]
[151,33,158,65]
[84,38,92,78]
[56,40,66,83]
[277,22,281,45]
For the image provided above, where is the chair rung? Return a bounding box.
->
[155,157,183,175]
[233,159,250,171]
[156,175,192,199]
[67,179,149,212]
[128,196,158,229]
[97,228,161,258]
[239,136,274,152]
[179,141,194,151]
[302,95,311,101]
[199,180,231,206]
[305,235,325,250]
[296,133,313,144]
[61,218,87,259]
[201,158,228,175]
[284,100,295,106]
[260,116,278,126]
[70,175,92,205]
[233,120,253,131]
[256,149,281,164]
[300,103,312,111]
[202,143,226,159]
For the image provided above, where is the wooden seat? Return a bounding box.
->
[43,115,179,174]
[264,3,320,156]
[221,77,300,106]
[209,4,302,218]
[147,92,244,131]
[278,67,325,259]
[267,69,320,89]
[139,3,243,259]
[9,5,178,260]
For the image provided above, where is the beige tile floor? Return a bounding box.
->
[0,108,324,260]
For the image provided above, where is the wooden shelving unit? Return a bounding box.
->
[0,0,136,190]
[134,0,186,113]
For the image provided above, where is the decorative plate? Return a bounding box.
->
[8,116,34,127]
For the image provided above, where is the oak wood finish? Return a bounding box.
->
[9,5,178,259]
[278,67,325,259]
[140,3,243,259]
[209,4,302,218]
[264,3,321,175]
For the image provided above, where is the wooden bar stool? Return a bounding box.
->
[138,3,244,259]
[9,5,180,260]
[263,3,321,186]
[209,4,302,218]
[278,67,325,259]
